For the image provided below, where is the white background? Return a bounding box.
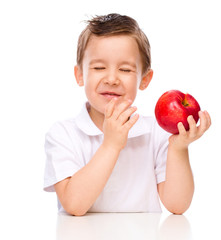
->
[0,0,220,239]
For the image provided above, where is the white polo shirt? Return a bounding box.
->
[44,102,170,213]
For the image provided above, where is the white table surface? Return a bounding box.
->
[56,211,220,240]
[2,203,221,239]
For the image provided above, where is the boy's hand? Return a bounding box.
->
[102,98,139,151]
[169,110,211,150]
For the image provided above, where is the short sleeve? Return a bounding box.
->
[154,122,171,184]
[43,122,83,192]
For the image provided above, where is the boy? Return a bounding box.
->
[44,13,211,216]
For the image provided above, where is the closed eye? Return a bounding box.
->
[119,68,132,72]
[94,67,105,70]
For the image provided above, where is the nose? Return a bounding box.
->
[104,69,120,85]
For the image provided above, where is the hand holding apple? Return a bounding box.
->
[155,90,201,134]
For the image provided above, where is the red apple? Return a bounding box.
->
[155,90,201,134]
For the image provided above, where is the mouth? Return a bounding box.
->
[100,91,122,99]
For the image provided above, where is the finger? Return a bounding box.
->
[187,115,197,138]
[198,111,211,133]
[112,99,132,120]
[177,122,187,136]
[124,113,139,130]
[105,98,117,118]
[204,110,212,127]
[118,106,137,125]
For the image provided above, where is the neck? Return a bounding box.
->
[87,103,104,132]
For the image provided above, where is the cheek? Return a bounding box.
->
[84,75,99,104]
[84,82,93,100]
[129,89,138,102]
[83,70,92,94]
[126,79,139,100]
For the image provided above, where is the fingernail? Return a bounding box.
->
[112,97,118,101]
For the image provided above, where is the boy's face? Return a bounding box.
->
[75,34,152,119]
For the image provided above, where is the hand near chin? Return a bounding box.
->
[169,110,211,150]
[102,98,139,151]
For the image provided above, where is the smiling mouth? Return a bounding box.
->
[101,92,121,97]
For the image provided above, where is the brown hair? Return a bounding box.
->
[76,13,151,74]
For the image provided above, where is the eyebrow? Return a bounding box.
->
[89,59,106,65]
[120,61,137,68]
[89,59,137,68]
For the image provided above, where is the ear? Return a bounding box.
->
[74,65,84,86]
[139,69,153,90]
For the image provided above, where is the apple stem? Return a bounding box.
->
[182,97,189,107]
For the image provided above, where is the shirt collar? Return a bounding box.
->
[75,102,152,138]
